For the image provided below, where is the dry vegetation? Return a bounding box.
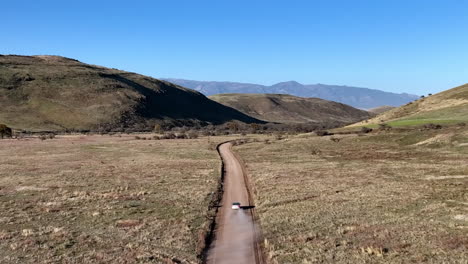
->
[235,127,468,263]
[209,93,371,124]
[0,134,231,263]
[2,125,467,263]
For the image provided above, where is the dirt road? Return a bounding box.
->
[206,142,264,264]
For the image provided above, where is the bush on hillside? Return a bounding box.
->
[360,127,373,134]
[315,130,333,136]
[378,123,392,131]
[423,123,442,130]
[0,124,12,139]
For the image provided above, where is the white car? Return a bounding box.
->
[231,202,241,210]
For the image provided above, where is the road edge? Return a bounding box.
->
[199,141,230,263]
[229,142,268,264]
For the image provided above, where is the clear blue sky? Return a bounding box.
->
[2,0,467,95]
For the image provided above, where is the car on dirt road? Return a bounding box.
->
[231,202,241,210]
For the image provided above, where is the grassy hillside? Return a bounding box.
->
[0,55,261,131]
[209,93,372,125]
[350,83,468,128]
[368,105,395,114]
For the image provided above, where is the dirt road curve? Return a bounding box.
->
[206,142,264,264]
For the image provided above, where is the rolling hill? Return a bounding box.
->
[350,83,468,127]
[0,55,262,131]
[368,105,396,114]
[163,78,419,109]
[209,93,372,125]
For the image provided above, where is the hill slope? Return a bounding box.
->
[0,55,261,131]
[350,83,468,127]
[368,105,396,114]
[209,93,372,125]
[164,78,418,109]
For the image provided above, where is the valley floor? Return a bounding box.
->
[0,134,230,264]
[1,128,467,263]
[235,127,468,263]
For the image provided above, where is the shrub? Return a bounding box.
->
[310,147,321,155]
[163,133,176,139]
[0,124,12,139]
[187,131,199,139]
[225,121,240,132]
[154,124,163,133]
[202,130,214,136]
[360,127,373,133]
[315,130,332,136]
[423,123,442,130]
[176,133,188,139]
[378,123,392,131]
[275,133,285,140]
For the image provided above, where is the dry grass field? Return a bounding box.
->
[235,128,468,263]
[0,134,231,264]
[2,128,467,264]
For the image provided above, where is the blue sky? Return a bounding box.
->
[2,0,467,95]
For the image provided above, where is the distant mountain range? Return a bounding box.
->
[163,79,419,109]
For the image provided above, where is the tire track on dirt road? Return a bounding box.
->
[205,142,265,264]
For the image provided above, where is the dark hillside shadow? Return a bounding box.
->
[99,73,265,125]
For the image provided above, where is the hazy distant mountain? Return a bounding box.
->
[163,79,419,109]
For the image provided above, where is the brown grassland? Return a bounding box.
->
[235,127,468,263]
[1,127,467,264]
[0,134,233,264]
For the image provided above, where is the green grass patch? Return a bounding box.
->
[386,119,462,127]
